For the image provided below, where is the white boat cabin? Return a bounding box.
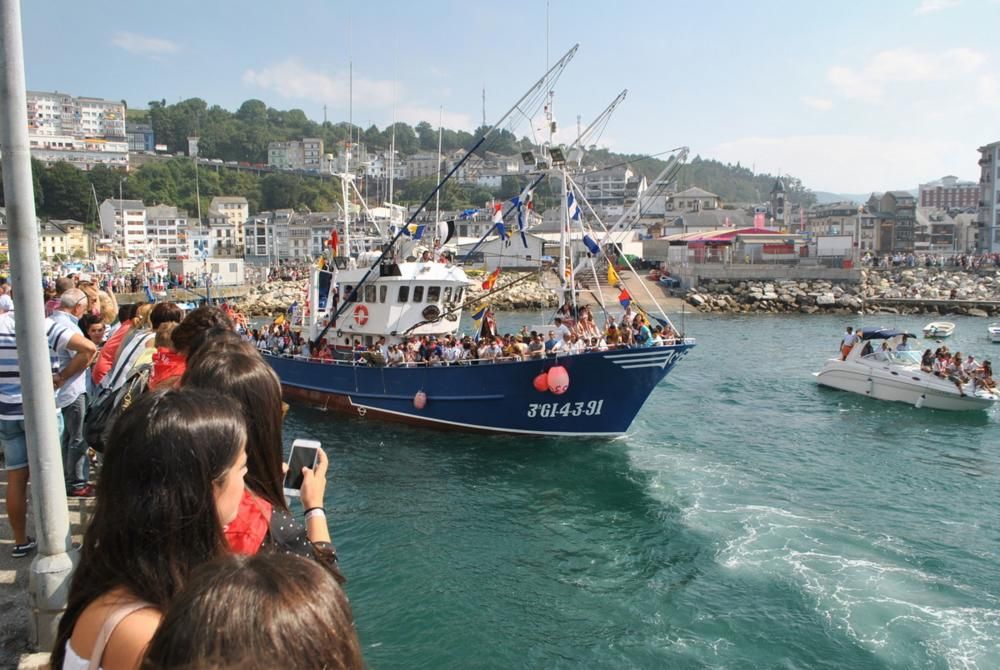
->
[308,261,471,348]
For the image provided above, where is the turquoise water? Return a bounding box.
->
[284,312,1000,669]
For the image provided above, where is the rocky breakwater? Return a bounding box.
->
[464,271,560,310]
[233,280,307,316]
[683,268,1000,316]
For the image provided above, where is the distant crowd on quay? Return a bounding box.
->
[1,269,364,669]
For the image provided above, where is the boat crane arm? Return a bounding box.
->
[312,45,581,348]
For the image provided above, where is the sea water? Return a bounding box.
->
[283,312,1000,669]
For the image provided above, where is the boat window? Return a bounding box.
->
[427,286,441,303]
[444,287,453,303]
[413,286,424,302]
[397,286,409,303]
[454,287,464,303]
[379,285,387,303]
[365,285,376,303]
[344,285,354,302]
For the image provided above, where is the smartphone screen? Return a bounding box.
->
[283,440,320,496]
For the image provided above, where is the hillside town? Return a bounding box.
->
[1,89,998,283]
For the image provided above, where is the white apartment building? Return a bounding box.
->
[145,205,187,259]
[26,91,128,170]
[98,199,147,258]
[39,221,69,259]
[977,141,1000,252]
[208,196,249,249]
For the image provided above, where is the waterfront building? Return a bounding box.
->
[976,140,1000,252]
[208,196,249,251]
[579,166,647,219]
[405,152,440,180]
[127,123,156,153]
[145,205,187,259]
[267,138,325,171]
[98,199,147,258]
[918,175,978,209]
[867,191,916,253]
[38,221,68,259]
[48,219,92,258]
[25,91,128,170]
[668,187,720,213]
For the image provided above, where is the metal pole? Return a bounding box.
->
[0,0,74,650]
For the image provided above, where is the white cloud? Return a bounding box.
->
[395,104,473,131]
[800,96,833,111]
[708,134,973,193]
[827,47,987,100]
[242,60,397,108]
[111,32,179,57]
[977,74,1000,108]
[915,0,960,14]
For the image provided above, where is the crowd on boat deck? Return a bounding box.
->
[249,303,683,365]
[1,273,363,669]
[838,325,996,395]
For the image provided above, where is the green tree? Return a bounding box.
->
[40,162,91,220]
[260,173,303,210]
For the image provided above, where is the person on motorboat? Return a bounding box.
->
[897,335,911,351]
[840,326,859,361]
[920,349,934,372]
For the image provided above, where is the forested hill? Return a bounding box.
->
[134,98,816,208]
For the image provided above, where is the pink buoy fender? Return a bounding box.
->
[547,365,570,395]
[413,390,428,409]
[533,372,549,393]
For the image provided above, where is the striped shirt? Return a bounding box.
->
[0,313,74,420]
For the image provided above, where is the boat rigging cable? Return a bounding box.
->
[312,44,580,348]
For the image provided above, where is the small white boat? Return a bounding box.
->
[814,327,999,411]
[923,321,955,339]
[988,322,1000,343]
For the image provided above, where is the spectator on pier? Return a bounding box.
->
[79,313,106,347]
[1,298,96,558]
[92,303,140,385]
[141,554,362,670]
[182,350,341,581]
[51,388,247,670]
[153,306,234,388]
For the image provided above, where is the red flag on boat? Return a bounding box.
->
[327,230,339,253]
[482,268,500,290]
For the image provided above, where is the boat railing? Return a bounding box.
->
[264,340,694,368]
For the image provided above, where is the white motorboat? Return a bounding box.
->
[988,322,1000,343]
[814,327,999,411]
[923,321,955,338]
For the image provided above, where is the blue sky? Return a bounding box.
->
[20,0,1000,193]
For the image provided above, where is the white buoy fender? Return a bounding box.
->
[547,365,570,395]
[915,394,924,409]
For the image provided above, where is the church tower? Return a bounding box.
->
[770,177,786,228]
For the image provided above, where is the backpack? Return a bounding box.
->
[84,363,152,453]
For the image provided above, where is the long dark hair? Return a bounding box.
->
[182,349,287,510]
[51,388,246,668]
[170,306,233,355]
[141,553,363,670]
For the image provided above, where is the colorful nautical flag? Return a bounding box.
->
[607,264,620,285]
[326,229,339,252]
[437,220,456,245]
[144,284,155,303]
[492,203,509,242]
[470,304,488,340]
[402,223,426,240]
[582,234,600,255]
[618,288,632,308]
[567,191,582,222]
[482,268,500,290]
[459,208,479,220]
[511,185,534,248]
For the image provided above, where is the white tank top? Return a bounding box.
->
[61,600,154,670]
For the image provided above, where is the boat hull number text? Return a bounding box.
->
[527,400,604,418]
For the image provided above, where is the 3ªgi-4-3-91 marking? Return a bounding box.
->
[527,400,604,418]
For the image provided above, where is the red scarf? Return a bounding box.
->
[225,490,273,555]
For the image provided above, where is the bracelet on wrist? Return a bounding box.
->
[304,507,326,520]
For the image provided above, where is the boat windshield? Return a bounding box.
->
[887,350,921,366]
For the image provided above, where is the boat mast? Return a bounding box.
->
[434,105,443,235]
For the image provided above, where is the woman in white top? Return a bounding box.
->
[51,388,248,670]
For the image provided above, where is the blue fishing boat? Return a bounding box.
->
[263,45,695,436]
